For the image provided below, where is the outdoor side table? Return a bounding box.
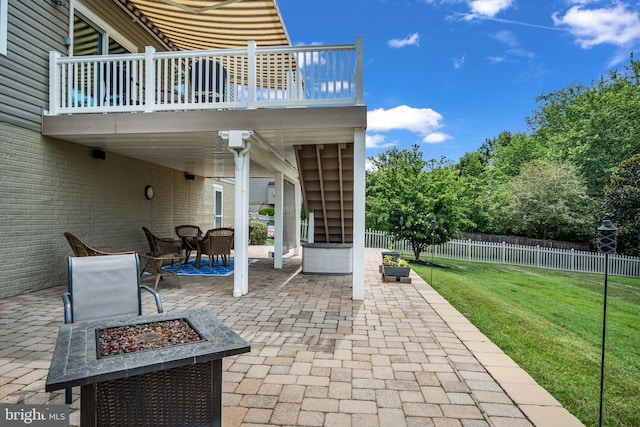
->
[45,308,250,427]
[139,252,185,290]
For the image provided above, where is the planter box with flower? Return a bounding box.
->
[381,255,411,282]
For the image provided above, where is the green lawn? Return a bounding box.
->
[409,258,640,427]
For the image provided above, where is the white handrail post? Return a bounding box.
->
[355,37,364,105]
[49,51,61,115]
[144,46,155,112]
[247,41,257,109]
[308,211,314,244]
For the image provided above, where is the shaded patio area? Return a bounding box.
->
[0,247,583,426]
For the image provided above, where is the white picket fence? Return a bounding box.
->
[301,223,640,278]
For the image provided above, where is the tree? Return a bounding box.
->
[527,54,640,196]
[457,151,493,233]
[490,131,541,179]
[502,161,594,242]
[602,154,640,256]
[366,145,469,260]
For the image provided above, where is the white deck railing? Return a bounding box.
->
[47,38,363,115]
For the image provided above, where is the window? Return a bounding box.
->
[73,14,131,56]
[0,0,8,56]
[214,185,223,228]
[72,3,136,56]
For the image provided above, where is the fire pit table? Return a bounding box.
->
[46,308,250,427]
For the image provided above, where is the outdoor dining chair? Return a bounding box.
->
[142,227,182,254]
[61,253,164,403]
[175,225,203,261]
[198,228,234,270]
[64,232,133,257]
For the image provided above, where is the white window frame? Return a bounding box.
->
[213,184,224,228]
[0,0,8,56]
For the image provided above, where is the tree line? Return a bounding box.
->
[366,54,640,258]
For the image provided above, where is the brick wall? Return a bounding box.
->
[0,123,220,298]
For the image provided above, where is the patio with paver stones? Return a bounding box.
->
[0,246,584,427]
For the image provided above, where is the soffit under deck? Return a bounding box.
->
[42,107,367,179]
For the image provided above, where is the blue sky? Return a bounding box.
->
[277,0,640,165]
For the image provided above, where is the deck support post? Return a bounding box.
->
[352,128,366,300]
[222,130,253,297]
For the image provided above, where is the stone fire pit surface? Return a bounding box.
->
[45,308,250,391]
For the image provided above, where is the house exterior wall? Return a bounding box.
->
[249,177,274,212]
[0,1,226,298]
[0,0,67,130]
[222,180,236,228]
[0,122,219,298]
[0,0,165,131]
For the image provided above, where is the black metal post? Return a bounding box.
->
[597,220,617,427]
[599,252,609,427]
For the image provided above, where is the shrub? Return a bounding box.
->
[249,221,268,245]
[258,207,275,216]
[383,255,409,267]
[382,255,396,266]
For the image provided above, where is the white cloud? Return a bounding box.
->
[365,158,375,171]
[488,55,507,63]
[388,33,420,48]
[423,132,451,144]
[366,133,395,149]
[490,30,535,62]
[552,5,640,48]
[367,105,451,145]
[493,30,518,47]
[467,0,514,18]
[452,55,465,69]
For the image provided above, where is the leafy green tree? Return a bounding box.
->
[602,154,640,255]
[457,151,493,233]
[527,54,640,196]
[502,161,594,242]
[366,145,469,260]
[490,131,541,179]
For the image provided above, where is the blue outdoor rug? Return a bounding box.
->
[163,258,257,277]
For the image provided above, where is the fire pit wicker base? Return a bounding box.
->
[86,360,219,427]
[46,309,250,427]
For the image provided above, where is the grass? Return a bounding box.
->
[409,258,640,427]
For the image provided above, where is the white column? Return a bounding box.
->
[274,172,284,269]
[308,212,315,244]
[241,149,251,295]
[221,130,252,297]
[293,182,302,256]
[352,129,366,300]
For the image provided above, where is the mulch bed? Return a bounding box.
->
[98,319,201,356]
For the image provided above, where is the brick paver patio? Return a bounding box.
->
[0,246,584,426]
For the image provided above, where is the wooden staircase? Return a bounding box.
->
[295,144,354,243]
